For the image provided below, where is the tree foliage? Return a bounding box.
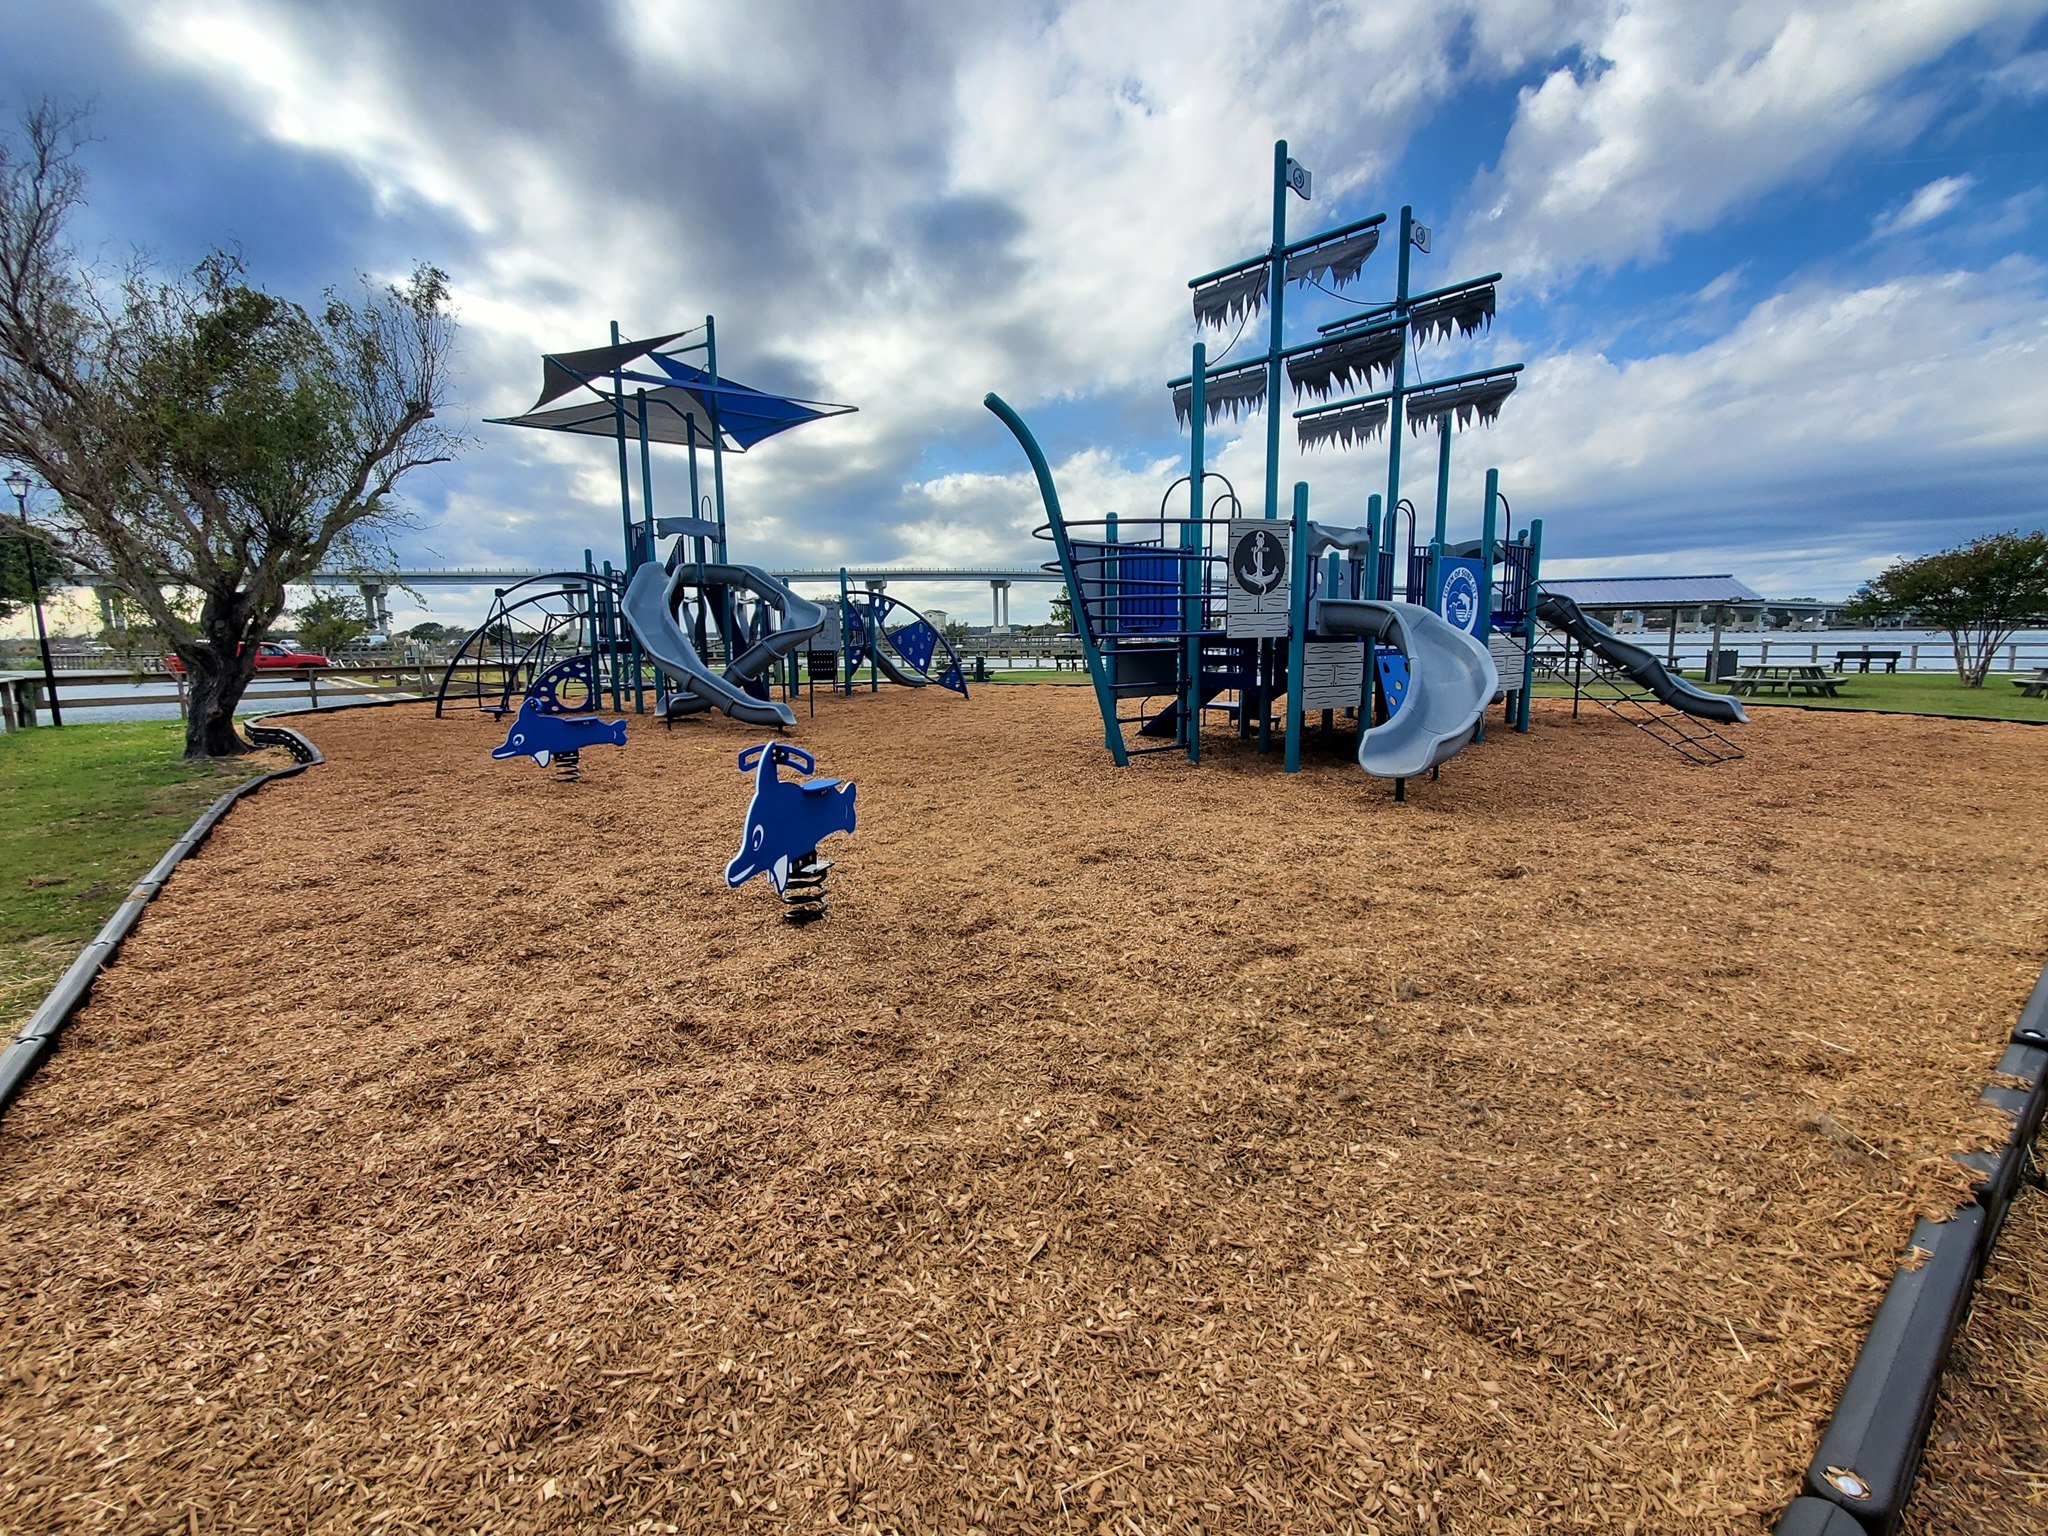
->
[0,104,463,756]
[0,516,65,621]
[291,592,369,658]
[1841,529,2048,687]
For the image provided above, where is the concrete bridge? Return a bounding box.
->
[306,564,1059,631]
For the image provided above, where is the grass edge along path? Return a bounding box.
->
[0,722,270,1033]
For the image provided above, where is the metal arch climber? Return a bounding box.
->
[435,571,627,717]
[842,590,970,696]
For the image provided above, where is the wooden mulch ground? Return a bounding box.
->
[2,688,2044,1534]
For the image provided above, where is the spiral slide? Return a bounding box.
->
[621,561,824,730]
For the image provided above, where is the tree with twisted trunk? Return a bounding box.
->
[0,105,463,757]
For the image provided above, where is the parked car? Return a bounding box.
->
[163,641,332,674]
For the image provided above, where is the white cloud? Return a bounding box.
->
[1873,173,1978,236]
[1463,0,2037,280]
[70,0,2048,617]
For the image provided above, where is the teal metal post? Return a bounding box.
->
[609,321,636,573]
[1519,517,1543,732]
[1477,468,1499,636]
[636,391,657,563]
[600,558,620,709]
[1263,141,1288,525]
[631,390,655,712]
[685,416,708,652]
[984,392,1128,765]
[1284,482,1309,772]
[705,314,728,563]
[1384,207,1414,544]
[1105,510,1120,645]
[1363,493,1382,722]
[1183,341,1206,762]
[1474,467,1498,743]
[1432,413,1452,550]
[838,567,852,697]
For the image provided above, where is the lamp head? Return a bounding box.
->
[3,469,28,502]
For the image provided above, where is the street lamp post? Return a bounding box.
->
[5,469,63,726]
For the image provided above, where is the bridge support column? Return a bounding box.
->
[991,578,1011,632]
[359,582,391,633]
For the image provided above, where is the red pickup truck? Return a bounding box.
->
[164,641,332,674]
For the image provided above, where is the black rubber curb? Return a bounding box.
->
[0,717,324,1121]
[1778,962,2048,1534]
[1728,700,2048,727]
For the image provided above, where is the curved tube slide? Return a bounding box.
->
[1313,598,1497,779]
[1536,592,1748,725]
[621,561,824,730]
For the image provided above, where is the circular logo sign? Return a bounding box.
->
[1232,528,1287,595]
[1440,564,1481,634]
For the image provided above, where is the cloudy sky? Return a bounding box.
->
[9,0,2048,628]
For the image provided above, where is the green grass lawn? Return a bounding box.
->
[0,723,266,1032]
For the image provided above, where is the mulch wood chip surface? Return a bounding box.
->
[3,689,2044,1534]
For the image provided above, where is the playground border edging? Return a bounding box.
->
[1780,961,2048,1535]
[0,717,323,1121]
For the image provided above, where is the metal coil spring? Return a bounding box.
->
[781,852,831,924]
[553,749,582,784]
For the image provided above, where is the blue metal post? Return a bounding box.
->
[1283,482,1310,772]
[1520,516,1543,732]
[1183,341,1206,762]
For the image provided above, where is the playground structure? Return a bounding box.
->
[436,319,964,729]
[986,141,1546,794]
[989,141,1747,789]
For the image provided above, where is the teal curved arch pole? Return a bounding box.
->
[982,392,1128,765]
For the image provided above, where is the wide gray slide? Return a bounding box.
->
[1535,591,1748,724]
[1312,597,1499,779]
[621,560,824,730]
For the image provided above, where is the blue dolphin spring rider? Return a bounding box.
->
[490,656,629,781]
[491,699,628,779]
[725,743,857,923]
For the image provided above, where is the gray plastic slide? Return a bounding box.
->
[1535,591,1748,724]
[1312,598,1499,779]
[620,561,824,729]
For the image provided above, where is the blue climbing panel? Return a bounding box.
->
[1376,651,1410,718]
[888,618,938,672]
[525,653,600,714]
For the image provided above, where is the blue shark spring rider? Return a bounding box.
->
[490,654,629,782]
[725,743,856,923]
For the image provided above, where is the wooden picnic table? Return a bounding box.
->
[1730,661,1844,697]
[2014,666,2048,699]
[1835,648,1902,673]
